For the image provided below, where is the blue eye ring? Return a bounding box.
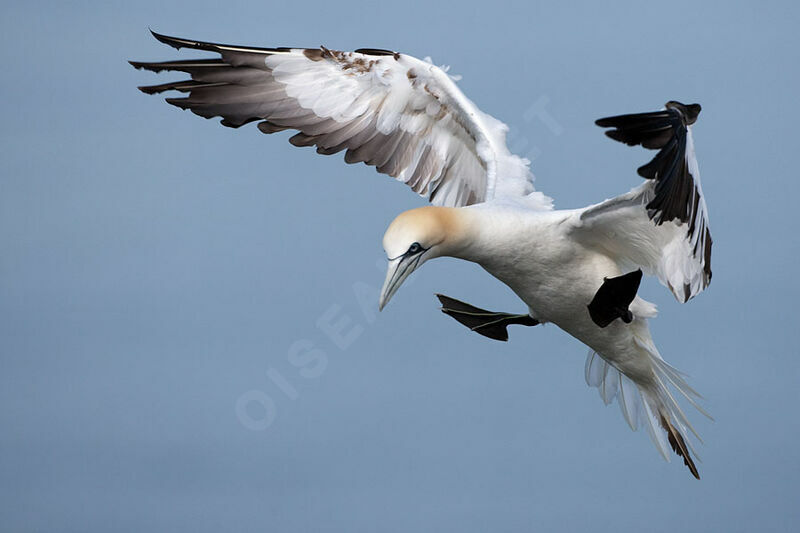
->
[407,242,422,254]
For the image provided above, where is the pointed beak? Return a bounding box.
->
[379,254,422,311]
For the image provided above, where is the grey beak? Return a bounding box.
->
[378,255,421,311]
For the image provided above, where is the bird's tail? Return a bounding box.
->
[584,334,711,479]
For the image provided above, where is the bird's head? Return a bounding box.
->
[379,206,467,310]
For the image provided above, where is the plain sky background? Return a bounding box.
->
[2,1,799,531]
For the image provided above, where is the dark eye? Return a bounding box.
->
[407,242,422,254]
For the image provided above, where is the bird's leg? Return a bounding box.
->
[587,269,643,328]
[435,294,539,342]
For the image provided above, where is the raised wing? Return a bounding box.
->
[131,32,551,209]
[574,102,712,302]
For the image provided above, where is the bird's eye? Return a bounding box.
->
[407,242,422,254]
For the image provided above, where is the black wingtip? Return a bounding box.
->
[149,28,168,42]
[137,85,159,95]
[605,129,639,147]
[150,29,191,50]
[165,97,191,110]
[149,28,166,42]
[149,29,222,52]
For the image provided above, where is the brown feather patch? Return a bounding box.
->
[660,415,700,480]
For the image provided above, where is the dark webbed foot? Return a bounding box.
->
[587,269,643,328]
[436,294,539,342]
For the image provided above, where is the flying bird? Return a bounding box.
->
[131,31,713,478]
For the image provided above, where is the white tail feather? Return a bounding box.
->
[584,341,710,478]
[617,372,641,431]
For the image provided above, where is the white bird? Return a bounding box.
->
[132,32,713,478]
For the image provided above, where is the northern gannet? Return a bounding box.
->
[132,32,713,479]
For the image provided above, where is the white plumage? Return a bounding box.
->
[132,32,713,478]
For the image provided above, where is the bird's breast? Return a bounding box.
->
[477,224,619,324]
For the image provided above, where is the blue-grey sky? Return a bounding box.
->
[2,1,798,531]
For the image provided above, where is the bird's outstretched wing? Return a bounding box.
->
[574,102,712,302]
[131,31,551,209]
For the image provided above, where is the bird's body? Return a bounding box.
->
[132,32,713,478]
[416,202,657,383]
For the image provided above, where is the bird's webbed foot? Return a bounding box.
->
[435,294,539,342]
[587,269,643,328]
